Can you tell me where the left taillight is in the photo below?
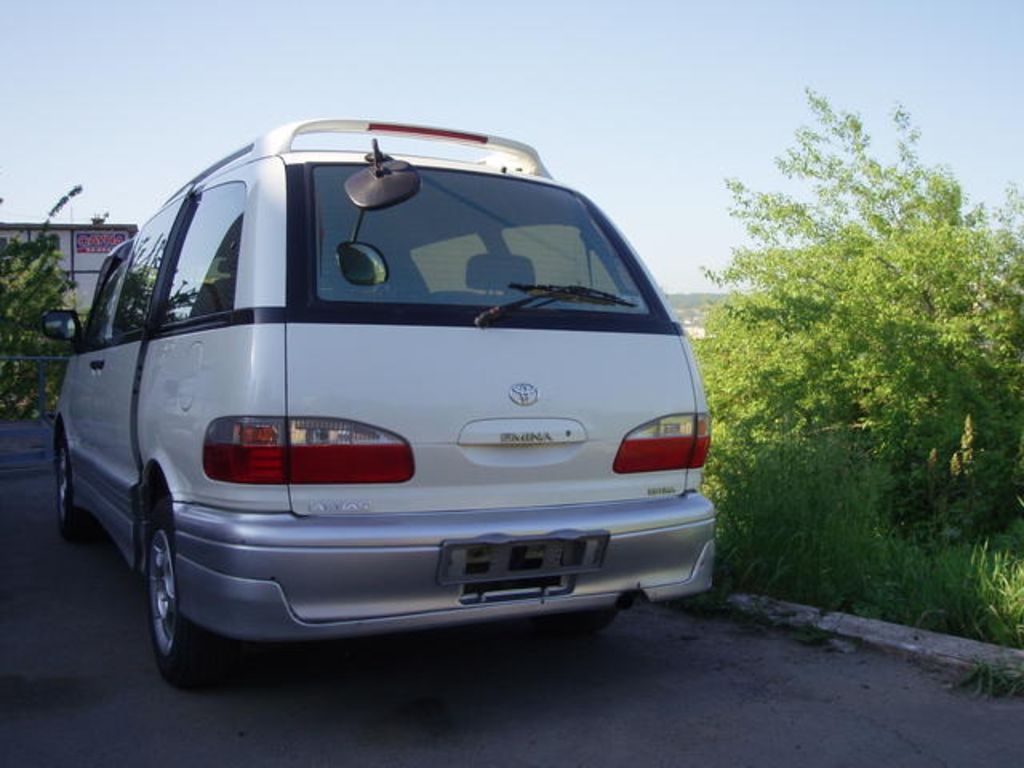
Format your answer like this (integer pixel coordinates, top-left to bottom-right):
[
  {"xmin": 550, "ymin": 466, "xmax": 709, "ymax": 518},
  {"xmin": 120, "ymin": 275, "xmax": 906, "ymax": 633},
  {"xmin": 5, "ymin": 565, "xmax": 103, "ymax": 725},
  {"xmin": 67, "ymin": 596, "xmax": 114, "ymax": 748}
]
[
  {"xmin": 203, "ymin": 417, "xmax": 288, "ymax": 484},
  {"xmin": 288, "ymin": 418, "xmax": 414, "ymax": 484},
  {"xmin": 203, "ymin": 417, "xmax": 414, "ymax": 484},
  {"xmin": 613, "ymin": 413, "xmax": 711, "ymax": 474}
]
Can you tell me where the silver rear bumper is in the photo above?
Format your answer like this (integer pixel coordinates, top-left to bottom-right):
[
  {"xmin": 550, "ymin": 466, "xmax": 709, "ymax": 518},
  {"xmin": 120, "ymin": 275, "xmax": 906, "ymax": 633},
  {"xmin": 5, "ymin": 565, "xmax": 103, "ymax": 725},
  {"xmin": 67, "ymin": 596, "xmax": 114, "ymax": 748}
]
[{"xmin": 173, "ymin": 494, "xmax": 715, "ymax": 641}]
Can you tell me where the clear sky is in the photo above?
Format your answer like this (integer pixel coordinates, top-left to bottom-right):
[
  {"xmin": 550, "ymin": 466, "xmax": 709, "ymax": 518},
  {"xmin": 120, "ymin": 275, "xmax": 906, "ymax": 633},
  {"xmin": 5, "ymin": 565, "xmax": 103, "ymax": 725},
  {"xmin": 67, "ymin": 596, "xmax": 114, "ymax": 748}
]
[{"xmin": 1, "ymin": 0, "xmax": 1021, "ymax": 292}]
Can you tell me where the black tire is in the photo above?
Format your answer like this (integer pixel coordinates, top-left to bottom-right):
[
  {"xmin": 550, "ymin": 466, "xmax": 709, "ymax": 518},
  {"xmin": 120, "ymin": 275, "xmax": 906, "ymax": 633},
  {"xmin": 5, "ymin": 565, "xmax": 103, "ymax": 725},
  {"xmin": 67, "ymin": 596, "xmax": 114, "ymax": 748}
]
[
  {"xmin": 531, "ymin": 608, "xmax": 619, "ymax": 636},
  {"xmin": 146, "ymin": 497, "xmax": 240, "ymax": 688},
  {"xmin": 55, "ymin": 432, "xmax": 99, "ymax": 542}
]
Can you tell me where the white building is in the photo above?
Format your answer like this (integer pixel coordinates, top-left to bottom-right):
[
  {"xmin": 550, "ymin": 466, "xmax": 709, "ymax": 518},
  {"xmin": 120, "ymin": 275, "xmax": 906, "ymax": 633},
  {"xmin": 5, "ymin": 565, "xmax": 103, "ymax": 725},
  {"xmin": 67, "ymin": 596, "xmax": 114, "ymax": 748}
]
[{"xmin": 0, "ymin": 221, "xmax": 137, "ymax": 310}]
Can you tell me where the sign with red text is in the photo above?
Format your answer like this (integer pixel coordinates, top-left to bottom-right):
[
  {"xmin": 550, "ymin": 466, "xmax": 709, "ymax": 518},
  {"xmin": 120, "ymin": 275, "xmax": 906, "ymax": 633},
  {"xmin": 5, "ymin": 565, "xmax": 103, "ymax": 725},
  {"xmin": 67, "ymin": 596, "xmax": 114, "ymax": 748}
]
[{"xmin": 74, "ymin": 230, "xmax": 130, "ymax": 255}]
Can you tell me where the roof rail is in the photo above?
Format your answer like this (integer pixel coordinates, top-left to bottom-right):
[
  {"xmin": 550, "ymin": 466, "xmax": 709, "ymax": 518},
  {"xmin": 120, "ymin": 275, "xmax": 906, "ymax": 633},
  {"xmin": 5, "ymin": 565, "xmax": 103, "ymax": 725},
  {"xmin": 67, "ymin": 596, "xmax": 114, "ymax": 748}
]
[
  {"xmin": 165, "ymin": 143, "xmax": 254, "ymax": 204},
  {"xmin": 252, "ymin": 119, "xmax": 550, "ymax": 178}
]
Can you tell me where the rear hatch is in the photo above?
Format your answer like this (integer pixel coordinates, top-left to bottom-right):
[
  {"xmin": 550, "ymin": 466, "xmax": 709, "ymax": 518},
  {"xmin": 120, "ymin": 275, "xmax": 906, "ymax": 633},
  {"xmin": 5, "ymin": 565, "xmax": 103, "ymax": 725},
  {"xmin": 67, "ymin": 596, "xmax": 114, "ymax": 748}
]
[
  {"xmin": 286, "ymin": 324, "xmax": 696, "ymax": 514},
  {"xmin": 284, "ymin": 160, "xmax": 701, "ymax": 515}
]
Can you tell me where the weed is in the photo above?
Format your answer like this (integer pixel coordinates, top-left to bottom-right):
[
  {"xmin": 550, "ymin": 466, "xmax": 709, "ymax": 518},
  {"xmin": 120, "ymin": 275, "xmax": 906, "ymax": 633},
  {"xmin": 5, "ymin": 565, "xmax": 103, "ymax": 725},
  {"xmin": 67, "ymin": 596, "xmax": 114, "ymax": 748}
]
[
  {"xmin": 791, "ymin": 625, "xmax": 834, "ymax": 646},
  {"xmin": 670, "ymin": 589, "xmax": 733, "ymax": 618},
  {"xmin": 957, "ymin": 661, "xmax": 1024, "ymax": 698}
]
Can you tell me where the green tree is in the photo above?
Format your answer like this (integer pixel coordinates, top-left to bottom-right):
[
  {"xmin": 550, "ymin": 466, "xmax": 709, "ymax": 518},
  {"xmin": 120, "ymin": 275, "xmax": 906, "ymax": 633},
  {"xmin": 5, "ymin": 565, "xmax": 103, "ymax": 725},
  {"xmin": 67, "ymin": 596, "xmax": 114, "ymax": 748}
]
[
  {"xmin": 1, "ymin": 191, "xmax": 79, "ymax": 418},
  {"xmin": 699, "ymin": 91, "xmax": 1024, "ymax": 536}
]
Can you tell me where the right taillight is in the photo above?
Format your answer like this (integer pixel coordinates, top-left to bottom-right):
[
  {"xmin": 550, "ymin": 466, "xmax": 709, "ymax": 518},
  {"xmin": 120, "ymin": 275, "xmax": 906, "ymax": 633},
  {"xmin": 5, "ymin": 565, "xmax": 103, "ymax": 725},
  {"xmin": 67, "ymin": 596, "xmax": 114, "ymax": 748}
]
[
  {"xmin": 203, "ymin": 417, "xmax": 414, "ymax": 484},
  {"xmin": 613, "ymin": 413, "xmax": 711, "ymax": 474}
]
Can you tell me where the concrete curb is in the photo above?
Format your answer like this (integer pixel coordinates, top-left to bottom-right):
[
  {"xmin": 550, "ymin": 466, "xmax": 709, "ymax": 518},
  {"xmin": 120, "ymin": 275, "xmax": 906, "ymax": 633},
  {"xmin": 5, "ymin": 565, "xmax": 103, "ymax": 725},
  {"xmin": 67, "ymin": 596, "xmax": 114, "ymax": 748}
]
[{"xmin": 727, "ymin": 593, "xmax": 1024, "ymax": 672}]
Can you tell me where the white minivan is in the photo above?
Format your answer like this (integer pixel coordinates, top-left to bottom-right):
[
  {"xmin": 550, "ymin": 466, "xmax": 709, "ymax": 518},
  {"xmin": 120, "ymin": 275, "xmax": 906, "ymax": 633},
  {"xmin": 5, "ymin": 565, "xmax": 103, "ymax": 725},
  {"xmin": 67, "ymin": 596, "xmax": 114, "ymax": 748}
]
[{"xmin": 43, "ymin": 120, "xmax": 715, "ymax": 687}]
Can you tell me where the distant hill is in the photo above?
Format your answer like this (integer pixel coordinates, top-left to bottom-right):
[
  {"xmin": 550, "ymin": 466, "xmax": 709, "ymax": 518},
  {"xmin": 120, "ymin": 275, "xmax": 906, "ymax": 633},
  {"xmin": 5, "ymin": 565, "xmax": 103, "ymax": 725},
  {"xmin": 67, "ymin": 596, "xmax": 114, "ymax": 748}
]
[
  {"xmin": 662, "ymin": 293, "xmax": 726, "ymax": 337},
  {"xmin": 663, "ymin": 292, "xmax": 726, "ymax": 312}
]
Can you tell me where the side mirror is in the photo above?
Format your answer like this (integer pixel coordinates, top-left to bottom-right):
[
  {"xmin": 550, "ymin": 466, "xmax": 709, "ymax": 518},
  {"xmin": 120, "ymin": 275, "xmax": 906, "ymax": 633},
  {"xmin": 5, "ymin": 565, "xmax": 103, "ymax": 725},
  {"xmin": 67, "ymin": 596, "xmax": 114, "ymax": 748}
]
[
  {"xmin": 41, "ymin": 310, "xmax": 81, "ymax": 344},
  {"xmin": 337, "ymin": 242, "xmax": 389, "ymax": 286}
]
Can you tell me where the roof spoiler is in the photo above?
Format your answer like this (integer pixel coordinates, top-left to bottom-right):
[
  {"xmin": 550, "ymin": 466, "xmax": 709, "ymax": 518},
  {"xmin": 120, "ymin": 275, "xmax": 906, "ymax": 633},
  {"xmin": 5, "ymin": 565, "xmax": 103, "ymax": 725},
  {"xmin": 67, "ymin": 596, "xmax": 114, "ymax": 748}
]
[
  {"xmin": 168, "ymin": 119, "xmax": 550, "ymax": 203},
  {"xmin": 255, "ymin": 119, "xmax": 549, "ymax": 178}
]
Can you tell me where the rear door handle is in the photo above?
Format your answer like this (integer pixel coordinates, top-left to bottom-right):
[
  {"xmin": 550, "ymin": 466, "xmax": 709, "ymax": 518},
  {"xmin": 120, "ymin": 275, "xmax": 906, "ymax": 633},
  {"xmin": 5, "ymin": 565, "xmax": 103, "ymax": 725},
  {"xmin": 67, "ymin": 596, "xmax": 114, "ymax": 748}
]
[{"xmin": 90, "ymin": 359, "xmax": 105, "ymax": 371}]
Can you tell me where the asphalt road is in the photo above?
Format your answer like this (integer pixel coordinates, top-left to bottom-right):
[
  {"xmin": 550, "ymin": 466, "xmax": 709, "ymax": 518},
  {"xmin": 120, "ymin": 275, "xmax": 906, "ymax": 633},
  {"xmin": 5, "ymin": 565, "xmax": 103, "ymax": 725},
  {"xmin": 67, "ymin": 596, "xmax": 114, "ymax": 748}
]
[{"xmin": 2, "ymin": 465, "xmax": 1021, "ymax": 768}]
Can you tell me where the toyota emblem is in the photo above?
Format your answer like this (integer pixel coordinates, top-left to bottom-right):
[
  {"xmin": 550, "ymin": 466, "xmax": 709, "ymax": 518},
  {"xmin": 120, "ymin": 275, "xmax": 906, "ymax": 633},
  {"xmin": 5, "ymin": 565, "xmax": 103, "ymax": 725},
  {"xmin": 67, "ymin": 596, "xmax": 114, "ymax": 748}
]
[{"xmin": 509, "ymin": 382, "xmax": 539, "ymax": 407}]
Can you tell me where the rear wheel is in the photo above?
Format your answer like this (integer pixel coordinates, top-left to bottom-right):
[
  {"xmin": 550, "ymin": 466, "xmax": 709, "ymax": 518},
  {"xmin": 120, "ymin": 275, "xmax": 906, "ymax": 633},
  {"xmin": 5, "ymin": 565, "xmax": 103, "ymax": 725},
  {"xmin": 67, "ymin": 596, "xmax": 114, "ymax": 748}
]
[
  {"xmin": 147, "ymin": 497, "xmax": 240, "ymax": 688},
  {"xmin": 55, "ymin": 433, "xmax": 98, "ymax": 541},
  {"xmin": 531, "ymin": 608, "xmax": 619, "ymax": 636}
]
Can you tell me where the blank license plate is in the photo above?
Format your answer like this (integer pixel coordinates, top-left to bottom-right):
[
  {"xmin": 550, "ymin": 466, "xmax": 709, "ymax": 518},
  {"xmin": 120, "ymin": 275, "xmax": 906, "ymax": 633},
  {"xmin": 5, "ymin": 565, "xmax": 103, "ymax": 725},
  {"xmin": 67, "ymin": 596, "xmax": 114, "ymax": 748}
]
[{"xmin": 437, "ymin": 532, "xmax": 609, "ymax": 586}]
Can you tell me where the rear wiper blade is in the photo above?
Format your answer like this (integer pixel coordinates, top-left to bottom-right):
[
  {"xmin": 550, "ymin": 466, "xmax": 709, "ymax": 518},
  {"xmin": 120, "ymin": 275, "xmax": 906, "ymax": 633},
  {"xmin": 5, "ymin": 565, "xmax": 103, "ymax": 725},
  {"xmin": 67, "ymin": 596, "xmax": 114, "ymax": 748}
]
[
  {"xmin": 474, "ymin": 283, "xmax": 636, "ymax": 328},
  {"xmin": 510, "ymin": 283, "xmax": 636, "ymax": 306}
]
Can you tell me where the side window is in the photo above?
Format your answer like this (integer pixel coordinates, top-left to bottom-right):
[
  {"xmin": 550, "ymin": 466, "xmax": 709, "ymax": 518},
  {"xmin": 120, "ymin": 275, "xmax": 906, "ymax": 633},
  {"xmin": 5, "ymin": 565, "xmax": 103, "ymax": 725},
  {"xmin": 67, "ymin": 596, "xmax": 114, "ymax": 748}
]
[
  {"xmin": 164, "ymin": 183, "xmax": 245, "ymax": 324},
  {"xmin": 83, "ymin": 261, "xmax": 128, "ymax": 348},
  {"xmin": 114, "ymin": 204, "xmax": 180, "ymax": 334}
]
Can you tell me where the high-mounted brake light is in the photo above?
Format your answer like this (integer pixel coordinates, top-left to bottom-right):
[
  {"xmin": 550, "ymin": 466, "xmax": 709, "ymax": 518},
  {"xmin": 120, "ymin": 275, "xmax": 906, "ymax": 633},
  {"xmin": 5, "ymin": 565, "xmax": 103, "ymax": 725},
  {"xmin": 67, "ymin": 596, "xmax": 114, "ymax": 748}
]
[
  {"xmin": 203, "ymin": 417, "xmax": 414, "ymax": 484},
  {"xmin": 366, "ymin": 122, "xmax": 488, "ymax": 144},
  {"xmin": 613, "ymin": 414, "xmax": 711, "ymax": 474}
]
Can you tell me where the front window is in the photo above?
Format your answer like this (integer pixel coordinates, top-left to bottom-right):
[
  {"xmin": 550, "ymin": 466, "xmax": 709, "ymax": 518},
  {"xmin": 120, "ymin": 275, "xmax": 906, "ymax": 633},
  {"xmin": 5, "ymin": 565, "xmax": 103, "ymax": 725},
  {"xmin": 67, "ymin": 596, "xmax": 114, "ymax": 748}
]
[
  {"xmin": 309, "ymin": 166, "xmax": 655, "ymax": 325},
  {"xmin": 114, "ymin": 203, "xmax": 180, "ymax": 334}
]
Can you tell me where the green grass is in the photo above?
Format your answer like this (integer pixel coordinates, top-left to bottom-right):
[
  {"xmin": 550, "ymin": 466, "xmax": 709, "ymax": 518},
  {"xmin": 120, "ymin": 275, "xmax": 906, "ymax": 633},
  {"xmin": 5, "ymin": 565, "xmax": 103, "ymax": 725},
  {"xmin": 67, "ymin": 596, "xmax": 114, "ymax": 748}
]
[
  {"xmin": 958, "ymin": 661, "xmax": 1024, "ymax": 698},
  {"xmin": 707, "ymin": 434, "xmax": 1024, "ymax": 650}
]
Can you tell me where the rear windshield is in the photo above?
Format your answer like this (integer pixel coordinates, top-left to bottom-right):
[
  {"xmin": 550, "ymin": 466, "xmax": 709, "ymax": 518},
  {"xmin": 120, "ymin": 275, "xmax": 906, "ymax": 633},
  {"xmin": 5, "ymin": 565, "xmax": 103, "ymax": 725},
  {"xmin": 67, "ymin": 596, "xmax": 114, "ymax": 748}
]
[{"xmin": 308, "ymin": 166, "xmax": 658, "ymax": 327}]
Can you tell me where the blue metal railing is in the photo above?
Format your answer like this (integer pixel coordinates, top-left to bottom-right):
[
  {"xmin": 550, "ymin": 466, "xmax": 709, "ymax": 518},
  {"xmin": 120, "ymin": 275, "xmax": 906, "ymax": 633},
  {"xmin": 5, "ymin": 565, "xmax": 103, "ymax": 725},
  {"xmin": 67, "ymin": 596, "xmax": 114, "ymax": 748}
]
[{"xmin": 0, "ymin": 355, "xmax": 69, "ymax": 466}]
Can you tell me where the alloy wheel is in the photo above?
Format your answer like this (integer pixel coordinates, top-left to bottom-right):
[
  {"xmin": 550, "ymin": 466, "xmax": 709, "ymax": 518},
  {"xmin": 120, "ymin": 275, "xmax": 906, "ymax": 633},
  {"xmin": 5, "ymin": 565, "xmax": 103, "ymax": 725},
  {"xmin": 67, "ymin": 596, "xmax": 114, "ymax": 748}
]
[{"xmin": 149, "ymin": 530, "xmax": 177, "ymax": 655}]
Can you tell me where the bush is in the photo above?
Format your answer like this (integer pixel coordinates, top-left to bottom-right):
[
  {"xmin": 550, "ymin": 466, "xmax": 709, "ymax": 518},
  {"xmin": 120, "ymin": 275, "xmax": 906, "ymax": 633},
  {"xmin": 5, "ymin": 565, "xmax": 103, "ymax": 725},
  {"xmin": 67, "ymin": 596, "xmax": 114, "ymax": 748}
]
[{"xmin": 699, "ymin": 92, "xmax": 1024, "ymax": 538}]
